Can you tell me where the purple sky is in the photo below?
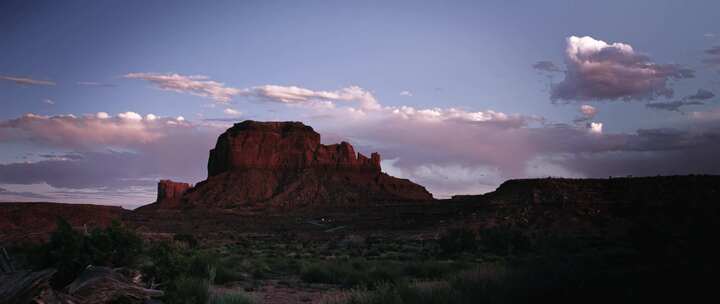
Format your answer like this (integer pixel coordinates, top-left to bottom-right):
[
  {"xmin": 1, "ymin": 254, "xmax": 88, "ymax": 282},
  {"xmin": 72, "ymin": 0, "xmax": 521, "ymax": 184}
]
[{"xmin": 1, "ymin": 1, "xmax": 720, "ymax": 208}]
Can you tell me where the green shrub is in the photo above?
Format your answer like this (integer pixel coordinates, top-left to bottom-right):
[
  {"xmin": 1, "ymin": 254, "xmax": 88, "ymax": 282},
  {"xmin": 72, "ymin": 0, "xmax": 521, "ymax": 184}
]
[{"xmin": 32, "ymin": 218, "xmax": 143, "ymax": 287}]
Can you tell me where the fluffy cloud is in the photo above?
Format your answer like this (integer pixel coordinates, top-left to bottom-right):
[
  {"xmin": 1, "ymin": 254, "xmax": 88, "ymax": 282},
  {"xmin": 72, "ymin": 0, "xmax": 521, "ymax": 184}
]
[
  {"xmin": 124, "ymin": 73, "xmax": 241, "ymax": 102},
  {"xmin": 0, "ymin": 113, "xmax": 222, "ymax": 206},
  {"xmin": 551, "ymin": 36, "xmax": 694, "ymax": 101},
  {"xmin": 0, "ymin": 112, "xmax": 200, "ymax": 150},
  {"xmin": 573, "ymin": 104, "xmax": 598, "ymax": 123},
  {"xmin": 0, "ymin": 75, "xmax": 56, "ymax": 86},
  {"xmin": 400, "ymin": 90, "xmax": 413, "ymax": 97}
]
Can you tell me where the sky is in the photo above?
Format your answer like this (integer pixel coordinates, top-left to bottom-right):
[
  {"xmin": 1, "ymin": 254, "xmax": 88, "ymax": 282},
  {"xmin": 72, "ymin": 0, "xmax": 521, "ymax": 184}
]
[{"xmin": 1, "ymin": 0, "xmax": 720, "ymax": 208}]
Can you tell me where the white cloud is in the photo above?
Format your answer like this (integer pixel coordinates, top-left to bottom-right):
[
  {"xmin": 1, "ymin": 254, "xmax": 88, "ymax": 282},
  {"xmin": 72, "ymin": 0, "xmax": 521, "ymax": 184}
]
[
  {"xmin": 118, "ymin": 111, "xmax": 143, "ymax": 121},
  {"xmin": 574, "ymin": 104, "xmax": 598, "ymax": 123},
  {"xmin": 400, "ymin": 90, "xmax": 413, "ymax": 97},
  {"xmin": 247, "ymin": 85, "xmax": 381, "ymax": 111},
  {"xmin": 43, "ymin": 98, "xmax": 55, "ymax": 105},
  {"xmin": 224, "ymin": 108, "xmax": 242, "ymax": 116},
  {"xmin": 124, "ymin": 73, "xmax": 241, "ymax": 103}
]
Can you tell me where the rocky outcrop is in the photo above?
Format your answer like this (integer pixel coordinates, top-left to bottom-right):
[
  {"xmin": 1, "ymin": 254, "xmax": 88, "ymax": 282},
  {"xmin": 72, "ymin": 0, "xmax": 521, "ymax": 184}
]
[
  {"xmin": 207, "ymin": 121, "xmax": 380, "ymax": 175},
  {"xmin": 153, "ymin": 120, "xmax": 432, "ymax": 209},
  {"xmin": 155, "ymin": 180, "xmax": 191, "ymax": 209}
]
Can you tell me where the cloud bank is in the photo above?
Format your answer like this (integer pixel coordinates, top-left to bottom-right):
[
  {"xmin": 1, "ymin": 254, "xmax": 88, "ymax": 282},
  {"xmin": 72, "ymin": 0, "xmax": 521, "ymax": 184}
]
[{"xmin": 3, "ymin": 80, "xmax": 720, "ymax": 204}]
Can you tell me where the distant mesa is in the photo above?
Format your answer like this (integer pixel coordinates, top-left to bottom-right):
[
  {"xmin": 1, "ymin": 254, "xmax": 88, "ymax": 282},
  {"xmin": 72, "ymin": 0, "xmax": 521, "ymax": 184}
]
[{"xmin": 147, "ymin": 120, "xmax": 432, "ymax": 210}]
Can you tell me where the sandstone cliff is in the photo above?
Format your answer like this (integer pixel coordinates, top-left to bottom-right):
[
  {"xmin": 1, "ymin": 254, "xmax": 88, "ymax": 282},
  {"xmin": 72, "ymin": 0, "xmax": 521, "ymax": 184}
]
[{"xmin": 150, "ymin": 121, "xmax": 432, "ymax": 209}]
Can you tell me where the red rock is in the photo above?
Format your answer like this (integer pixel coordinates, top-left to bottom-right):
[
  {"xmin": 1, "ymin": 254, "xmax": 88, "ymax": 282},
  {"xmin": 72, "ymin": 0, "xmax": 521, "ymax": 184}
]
[
  {"xmin": 0, "ymin": 203, "xmax": 126, "ymax": 244},
  {"xmin": 177, "ymin": 120, "xmax": 433, "ymax": 208},
  {"xmin": 207, "ymin": 121, "xmax": 380, "ymax": 175},
  {"xmin": 155, "ymin": 180, "xmax": 191, "ymax": 208}
]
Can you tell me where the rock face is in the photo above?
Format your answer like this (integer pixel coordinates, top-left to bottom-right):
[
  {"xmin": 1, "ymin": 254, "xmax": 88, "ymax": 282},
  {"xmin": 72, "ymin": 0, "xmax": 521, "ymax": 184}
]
[
  {"xmin": 156, "ymin": 120, "xmax": 432, "ymax": 208},
  {"xmin": 156, "ymin": 180, "xmax": 191, "ymax": 208},
  {"xmin": 207, "ymin": 121, "xmax": 380, "ymax": 175}
]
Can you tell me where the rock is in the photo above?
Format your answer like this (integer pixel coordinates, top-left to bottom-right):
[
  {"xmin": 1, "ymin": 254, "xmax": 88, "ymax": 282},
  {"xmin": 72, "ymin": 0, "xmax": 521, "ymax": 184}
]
[
  {"xmin": 65, "ymin": 266, "xmax": 163, "ymax": 304},
  {"xmin": 156, "ymin": 180, "xmax": 192, "ymax": 208},
  {"xmin": 173, "ymin": 120, "xmax": 433, "ymax": 208},
  {"xmin": 0, "ymin": 269, "xmax": 70, "ymax": 304},
  {"xmin": 0, "ymin": 203, "xmax": 127, "ymax": 244},
  {"xmin": 207, "ymin": 121, "xmax": 380, "ymax": 175}
]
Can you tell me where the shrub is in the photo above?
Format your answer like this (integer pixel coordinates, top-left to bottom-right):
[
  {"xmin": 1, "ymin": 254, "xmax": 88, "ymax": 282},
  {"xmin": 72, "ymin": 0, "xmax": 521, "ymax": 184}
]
[
  {"xmin": 174, "ymin": 233, "xmax": 200, "ymax": 248},
  {"xmin": 32, "ymin": 218, "xmax": 143, "ymax": 287},
  {"xmin": 437, "ymin": 227, "xmax": 477, "ymax": 255},
  {"xmin": 209, "ymin": 292, "xmax": 254, "ymax": 304},
  {"xmin": 478, "ymin": 226, "xmax": 530, "ymax": 256},
  {"xmin": 166, "ymin": 277, "xmax": 210, "ymax": 304}
]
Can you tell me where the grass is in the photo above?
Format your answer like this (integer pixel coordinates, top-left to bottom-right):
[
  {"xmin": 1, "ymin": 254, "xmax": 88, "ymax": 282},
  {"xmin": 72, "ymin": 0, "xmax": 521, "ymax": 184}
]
[{"xmin": 209, "ymin": 292, "xmax": 254, "ymax": 304}]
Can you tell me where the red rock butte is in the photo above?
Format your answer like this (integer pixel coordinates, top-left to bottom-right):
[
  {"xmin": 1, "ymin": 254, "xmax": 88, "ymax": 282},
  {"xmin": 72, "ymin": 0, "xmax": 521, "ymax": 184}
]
[{"xmin": 149, "ymin": 120, "xmax": 433, "ymax": 209}]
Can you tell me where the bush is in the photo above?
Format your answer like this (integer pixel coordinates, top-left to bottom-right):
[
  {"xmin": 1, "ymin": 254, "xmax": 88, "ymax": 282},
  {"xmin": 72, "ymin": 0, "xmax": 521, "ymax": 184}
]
[
  {"xmin": 32, "ymin": 218, "xmax": 142, "ymax": 287},
  {"xmin": 166, "ymin": 277, "xmax": 210, "ymax": 304},
  {"xmin": 438, "ymin": 228, "xmax": 477, "ymax": 255},
  {"xmin": 174, "ymin": 233, "xmax": 200, "ymax": 248},
  {"xmin": 478, "ymin": 226, "xmax": 530, "ymax": 256}
]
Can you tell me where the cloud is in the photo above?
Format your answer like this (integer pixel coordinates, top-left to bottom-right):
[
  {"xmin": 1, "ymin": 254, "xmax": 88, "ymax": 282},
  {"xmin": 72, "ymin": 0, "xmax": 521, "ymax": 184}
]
[
  {"xmin": 0, "ymin": 186, "xmax": 53, "ymax": 200},
  {"xmin": 4, "ymin": 82, "xmax": 720, "ymax": 204},
  {"xmin": 400, "ymin": 90, "xmax": 413, "ymax": 97},
  {"xmin": 224, "ymin": 108, "xmax": 242, "ymax": 116},
  {"xmin": 0, "ymin": 113, "xmax": 222, "ymax": 206},
  {"xmin": 550, "ymin": 36, "xmax": 694, "ymax": 101},
  {"xmin": 532, "ymin": 61, "xmax": 562, "ymax": 73},
  {"xmin": 76, "ymin": 81, "xmax": 116, "ymax": 88},
  {"xmin": 645, "ymin": 89, "xmax": 715, "ymax": 112},
  {"xmin": 0, "ymin": 112, "xmax": 197, "ymax": 150},
  {"xmin": 646, "ymin": 100, "xmax": 704, "ymax": 112},
  {"xmin": 43, "ymin": 98, "xmax": 55, "ymax": 105},
  {"xmin": 703, "ymin": 46, "xmax": 720, "ymax": 69},
  {"xmin": 687, "ymin": 88, "xmax": 715, "ymax": 100},
  {"xmin": 0, "ymin": 75, "xmax": 56, "ymax": 86},
  {"xmin": 573, "ymin": 104, "xmax": 598, "ymax": 123},
  {"xmin": 246, "ymin": 85, "xmax": 381, "ymax": 111},
  {"xmin": 124, "ymin": 73, "xmax": 241, "ymax": 102},
  {"xmin": 126, "ymin": 72, "xmax": 382, "ymax": 111},
  {"xmin": 588, "ymin": 122, "xmax": 603, "ymax": 134}
]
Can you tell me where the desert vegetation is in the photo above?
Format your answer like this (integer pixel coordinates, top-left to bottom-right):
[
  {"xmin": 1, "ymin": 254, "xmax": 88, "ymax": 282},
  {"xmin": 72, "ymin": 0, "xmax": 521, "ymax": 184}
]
[{"xmin": 6, "ymin": 208, "xmax": 718, "ymax": 303}]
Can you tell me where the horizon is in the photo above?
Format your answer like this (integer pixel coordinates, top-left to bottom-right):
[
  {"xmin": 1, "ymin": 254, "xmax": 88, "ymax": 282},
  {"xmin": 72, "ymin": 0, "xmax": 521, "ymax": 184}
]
[{"xmin": 2, "ymin": 0, "xmax": 720, "ymax": 208}]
